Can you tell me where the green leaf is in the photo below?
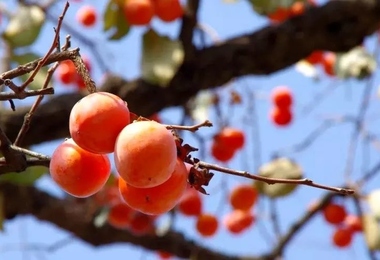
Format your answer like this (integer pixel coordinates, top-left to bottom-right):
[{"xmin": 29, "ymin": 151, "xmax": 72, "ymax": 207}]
[
  {"xmin": 254, "ymin": 157, "xmax": 303, "ymax": 198},
  {"xmin": 368, "ymin": 189, "xmax": 380, "ymax": 220},
  {"xmin": 11, "ymin": 52, "xmax": 51, "ymax": 90},
  {"xmin": 363, "ymin": 214, "xmax": 380, "ymax": 251},
  {"xmin": 247, "ymin": 0, "xmax": 305, "ymax": 15},
  {"xmin": 3, "ymin": 4, "xmax": 45, "ymax": 48},
  {"xmin": 103, "ymin": 1, "xmax": 130, "ymax": 40},
  {"xmin": 336, "ymin": 46, "xmax": 377, "ymax": 80},
  {"xmin": 141, "ymin": 29, "xmax": 184, "ymax": 87},
  {"xmin": 0, "ymin": 166, "xmax": 48, "ymax": 186}
]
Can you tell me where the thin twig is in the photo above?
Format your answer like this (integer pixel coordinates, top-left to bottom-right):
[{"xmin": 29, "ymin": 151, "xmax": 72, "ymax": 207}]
[
  {"xmin": 195, "ymin": 160, "xmax": 354, "ymax": 195},
  {"xmin": 0, "ymin": 87, "xmax": 54, "ymax": 101},
  {"xmin": 14, "ymin": 2, "xmax": 69, "ymax": 146},
  {"xmin": 19, "ymin": 2, "xmax": 70, "ymax": 92},
  {"xmin": 165, "ymin": 120, "xmax": 213, "ymax": 132},
  {"xmin": 10, "ymin": 145, "xmax": 51, "ymax": 161}
]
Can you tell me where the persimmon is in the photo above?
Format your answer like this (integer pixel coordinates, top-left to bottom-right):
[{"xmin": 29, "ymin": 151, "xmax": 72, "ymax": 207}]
[
  {"xmin": 344, "ymin": 215, "xmax": 363, "ymax": 233},
  {"xmin": 76, "ymin": 5, "xmax": 97, "ymax": 27},
  {"xmin": 215, "ymin": 127, "xmax": 245, "ymax": 150},
  {"xmin": 153, "ymin": 0, "xmax": 184, "ymax": 23},
  {"xmin": 211, "ymin": 140, "xmax": 235, "ymax": 162},
  {"xmin": 129, "ymin": 212, "xmax": 155, "ymax": 235},
  {"xmin": 178, "ymin": 188, "xmax": 202, "ymax": 216},
  {"xmin": 158, "ymin": 251, "xmax": 172, "ymax": 259},
  {"xmin": 196, "ymin": 214, "xmax": 218, "ymax": 237},
  {"xmin": 114, "ymin": 120, "xmax": 177, "ymax": 188},
  {"xmin": 223, "ymin": 210, "xmax": 255, "ymax": 234},
  {"xmin": 270, "ymin": 107, "xmax": 292, "ymax": 126},
  {"xmin": 69, "ymin": 92, "xmax": 131, "ymax": 154},
  {"xmin": 229, "ymin": 184, "xmax": 258, "ymax": 211},
  {"xmin": 118, "ymin": 159, "xmax": 188, "ymax": 215},
  {"xmin": 49, "ymin": 138, "xmax": 111, "ymax": 198},
  {"xmin": 271, "ymin": 86, "xmax": 293, "ymax": 108},
  {"xmin": 268, "ymin": 7, "xmax": 290, "ymax": 23},
  {"xmin": 305, "ymin": 51, "xmax": 324, "ymax": 65},
  {"xmin": 322, "ymin": 52, "xmax": 336, "ymax": 76},
  {"xmin": 107, "ymin": 203, "xmax": 135, "ymax": 229},
  {"xmin": 93, "ymin": 185, "xmax": 122, "ymax": 207},
  {"xmin": 323, "ymin": 203, "xmax": 347, "ymax": 225},
  {"xmin": 332, "ymin": 228, "xmax": 353, "ymax": 248},
  {"xmin": 124, "ymin": 0, "xmax": 154, "ymax": 26},
  {"xmin": 289, "ymin": 2, "xmax": 305, "ymax": 17},
  {"xmin": 57, "ymin": 60, "xmax": 77, "ymax": 85}
]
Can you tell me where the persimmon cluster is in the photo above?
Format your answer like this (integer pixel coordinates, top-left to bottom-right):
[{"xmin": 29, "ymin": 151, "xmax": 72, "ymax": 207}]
[
  {"xmin": 270, "ymin": 86, "xmax": 293, "ymax": 126},
  {"xmin": 124, "ymin": 0, "xmax": 183, "ymax": 26},
  {"xmin": 211, "ymin": 127, "xmax": 245, "ymax": 163},
  {"xmin": 49, "ymin": 91, "xmax": 190, "ymax": 216},
  {"xmin": 176, "ymin": 183, "xmax": 259, "ymax": 238},
  {"xmin": 312, "ymin": 201, "xmax": 363, "ymax": 248}
]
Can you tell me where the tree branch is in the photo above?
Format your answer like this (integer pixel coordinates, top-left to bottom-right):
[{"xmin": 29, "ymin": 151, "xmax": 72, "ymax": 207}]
[
  {"xmin": 0, "ymin": 183, "xmax": 260, "ymax": 260},
  {"xmin": 1, "ymin": 0, "xmax": 380, "ymax": 147}
]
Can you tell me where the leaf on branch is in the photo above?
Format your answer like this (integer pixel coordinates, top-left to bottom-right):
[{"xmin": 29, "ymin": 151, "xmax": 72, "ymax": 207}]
[
  {"xmin": 336, "ymin": 46, "xmax": 377, "ymax": 80},
  {"xmin": 188, "ymin": 90, "xmax": 215, "ymax": 124},
  {"xmin": 367, "ymin": 189, "xmax": 380, "ymax": 220},
  {"xmin": 0, "ymin": 166, "xmax": 47, "ymax": 186},
  {"xmin": 248, "ymin": 0, "xmax": 302, "ymax": 15},
  {"xmin": 141, "ymin": 29, "xmax": 184, "ymax": 87},
  {"xmin": 254, "ymin": 157, "xmax": 303, "ymax": 198},
  {"xmin": 103, "ymin": 1, "xmax": 130, "ymax": 40},
  {"xmin": 3, "ymin": 4, "xmax": 45, "ymax": 48},
  {"xmin": 295, "ymin": 60, "xmax": 319, "ymax": 81},
  {"xmin": 11, "ymin": 52, "xmax": 52, "ymax": 90},
  {"xmin": 93, "ymin": 207, "xmax": 110, "ymax": 228},
  {"xmin": 363, "ymin": 214, "xmax": 380, "ymax": 251}
]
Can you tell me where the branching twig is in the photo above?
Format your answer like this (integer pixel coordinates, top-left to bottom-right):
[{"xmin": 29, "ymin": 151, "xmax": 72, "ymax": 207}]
[
  {"xmin": 0, "ymin": 87, "xmax": 54, "ymax": 101},
  {"xmin": 194, "ymin": 160, "xmax": 354, "ymax": 195},
  {"xmin": 165, "ymin": 120, "xmax": 213, "ymax": 132},
  {"xmin": 18, "ymin": 2, "xmax": 70, "ymax": 92}
]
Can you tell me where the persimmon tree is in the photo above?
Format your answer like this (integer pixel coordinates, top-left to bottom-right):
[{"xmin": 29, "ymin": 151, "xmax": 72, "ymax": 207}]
[{"xmin": 0, "ymin": 0, "xmax": 380, "ymax": 259}]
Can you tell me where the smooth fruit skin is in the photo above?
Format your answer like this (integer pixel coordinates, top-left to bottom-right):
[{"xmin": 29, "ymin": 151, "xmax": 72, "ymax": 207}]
[
  {"xmin": 271, "ymin": 86, "xmax": 293, "ymax": 109},
  {"xmin": 229, "ymin": 184, "xmax": 258, "ymax": 211},
  {"xmin": 196, "ymin": 214, "xmax": 218, "ymax": 237},
  {"xmin": 344, "ymin": 215, "xmax": 363, "ymax": 233},
  {"xmin": 107, "ymin": 203, "xmax": 135, "ymax": 229},
  {"xmin": 124, "ymin": 0, "xmax": 154, "ymax": 26},
  {"xmin": 223, "ymin": 210, "xmax": 255, "ymax": 234},
  {"xmin": 215, "ymin": 127, "xmax": 245, "ymax": 150},
  {"xmin": 323, "ymin": 203, "xmax": 347, "ymax": 225},
  {"xmin": 69, "ymin": 92, "xmax": 131, "ymax": 154},
  {"xmin": 270, "ymin": 107, "xmax": 293, "ymax": 126},
  {"xmin": 118, "ymin": 159, "xmax": 188, "ymax": 215},
  {"xmin": 211, "ymin": 140, "xmax": 235, "ymax": 162},
  {"xmin": 76, "ymin": 5, "xmax": 97, "ymax": 27},
  {"xmin": 153, "ymin": 0, "xmax": 184, "ymax": 22},
  {"xmin": 49, "ymin": 138, "xmax": 111, "ymax": 198},
  {"xmin": 178, "ymin": 188, "xmax": 202, "ymax": 216},
  {"xmin": 57, "ymin": 60, "xmax": 77, "ymax": 85},
  {"xmin": 322, "ymin": 52, "xmax": 336, "ymax": 76},
  {"xmin": 332, "ymin": 228, "xmax": 353, "ymax": 248},
  {"xmin": 114, "ymin": 120, "xmax": 177, "ymax": 188}
]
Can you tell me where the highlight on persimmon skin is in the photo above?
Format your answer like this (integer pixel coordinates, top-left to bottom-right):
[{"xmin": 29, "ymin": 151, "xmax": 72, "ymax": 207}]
[
  {"xmin": 223, "ymin": 210, "xmax": 255, "ymax": 234},
  {"xmin": 49, "ymin": 138, "xmax": 111, "ymax": 198},
  {"xmin": 114, "ymin": 120, "xmax": 177, "ymax": 188},
  {"xmin": 118, "ymin": 158, "xmax": 188, "ymax": 215},
  {"xmin": 69, "ymin": 92, "xmax": 131, "ymax": 154}
]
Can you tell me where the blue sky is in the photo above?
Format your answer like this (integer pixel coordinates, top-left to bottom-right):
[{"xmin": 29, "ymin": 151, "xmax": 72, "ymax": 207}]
[{"xmin": 1, "ymin": 0, "xmax": 380, "ymax": 259}]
